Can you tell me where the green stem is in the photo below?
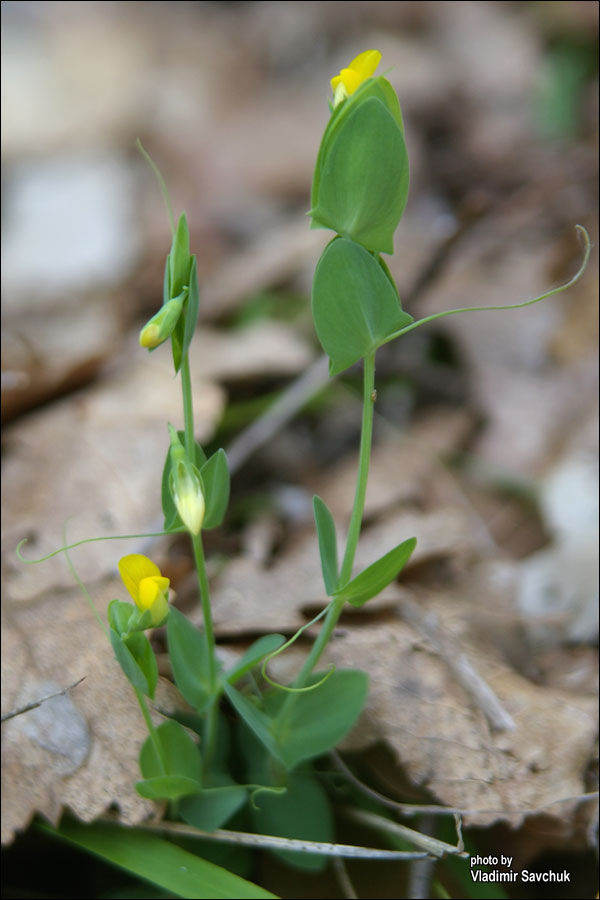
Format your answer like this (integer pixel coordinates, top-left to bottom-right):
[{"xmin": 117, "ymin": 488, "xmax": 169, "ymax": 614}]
[
  {"xmin": 283, "ymin": 351, "xmax": 377, "ymax": 698},
  {"xmin": 288, "ymin": 596, "xmax": 346, "ymax": 692},
  {"xmin": 191, "ymin": 534, "xmax": 216, "ymax": 687},
  {"xmin": 191, "ymin": 532, "xmax": 218, "ymax": 768},
  {"xmin": 339, "ymin": 351, "xmax": 376, "ymax": 584},
  {"xmin": 180, "ymin": 345, "xmax": 218, "ymax": 770},
  {"xmin": 134, "ymin": 687, "xmax": 167, "ymax": 774},
  {"xmin": 180, "ymin": 354, "xmax": 195, "ymax": 460}
]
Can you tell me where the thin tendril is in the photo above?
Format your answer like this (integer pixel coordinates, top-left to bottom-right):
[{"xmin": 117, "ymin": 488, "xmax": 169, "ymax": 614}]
[
  {"xmin": 62, "ymin": 524, "xmax": 109, "ymax": 638},
  {"xmin": 16, "ymin": 530, "xmax": 184, "ymax": 565},
  {"xmin": 383, "ymin": 224, "xmax": 591, "ymax": 346},
  {"xmin": 137, "ymin": 138, "xmax": 176, "ymax": 237},
  {"xmin": 248, "ymin": 785, "xmax": 287, "ymax": 809},
  {"xmin": 259, "ymin": 604, "xmax": 336, "ymax": 692},
  {"xmin": 262, "ymin": 662, "xmax": 335, "ymax": 693}
]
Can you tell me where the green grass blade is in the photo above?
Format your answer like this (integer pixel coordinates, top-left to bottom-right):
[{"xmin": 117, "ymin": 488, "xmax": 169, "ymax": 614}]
[{"xmin": 39, "ymin": 819, "xmax": 279, "ymax": 899}]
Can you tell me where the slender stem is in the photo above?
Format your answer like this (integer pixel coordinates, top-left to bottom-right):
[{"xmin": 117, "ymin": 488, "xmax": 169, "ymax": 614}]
[
  {"xmin": 134, "ymin": 687, "xmax": 167, "ymax": 774},
  {"xmin": 282, "ymin": 352, "xmax": 377, "ymax": 701},
  {"xmin": 340, "ymin": 351, "xmax": 376, "ymax": 584},
  {"xmin": 180, "ymin": 343, "xmax": 218, "ymax": 769},
  {"xmin": 191, "ymin": 533, "xmax": 218, "ymax": 768},
  {"xmin": 289, "ymin": 596, "xmax": 345, "ymax": 692},
  {"xmin": 180, "ymin": 354, "xmax": 195, "ymax": 460},
  {"xmin": 191, "ymin": 534, "xmax": 216, "ymax": 687}
]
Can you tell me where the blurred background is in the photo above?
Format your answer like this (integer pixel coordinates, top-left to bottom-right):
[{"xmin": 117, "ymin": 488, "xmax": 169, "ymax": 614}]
[
  {"xmin": 2, "ymin": 0, "xmax": 598, "ymax": 425},
  {"xmin": 2, "ymin": 0, "xmax": 598, "ymax": 630},
  {"xmin": 1, "ymin": 1, "xmax": 598, "ymax": 896}
]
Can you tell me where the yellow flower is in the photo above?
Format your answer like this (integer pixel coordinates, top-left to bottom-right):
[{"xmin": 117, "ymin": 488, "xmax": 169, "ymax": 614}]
[
  {"xmin": 118, "ymin": 554, "xmax": 170, "ymax": 626},
  {"xmin": 330, "ymin": 49, "xmax": 382, "ymax": 106}
]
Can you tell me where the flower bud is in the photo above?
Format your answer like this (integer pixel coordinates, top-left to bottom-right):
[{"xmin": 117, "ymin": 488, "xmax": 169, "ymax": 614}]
[
  {"xmin": 139, "ymin": 294, "xmax": 184, "ymax": 350},
  {"xmin": 168, "ymin": 425, "xmax": 205, "ymax": 535}
]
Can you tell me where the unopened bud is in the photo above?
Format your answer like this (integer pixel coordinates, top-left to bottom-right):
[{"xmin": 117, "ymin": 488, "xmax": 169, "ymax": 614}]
[
  {"xmin": 168, "ymin": 425, "xmax": 205, "ymax": 535},
  {"xmin": 139, "ymin": 294, "xmax": 184, "ymax": 350}
]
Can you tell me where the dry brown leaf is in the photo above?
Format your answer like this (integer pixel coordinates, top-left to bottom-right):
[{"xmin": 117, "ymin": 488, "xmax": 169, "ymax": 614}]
[
  {"xmin": 204, "ymin": 539, "xmax": 318, "ymax": 638},
  {"xmin": 1, "ymin": 316, "xmax": 309, "ymax": 845},
  {"xmin": 1, "ymin": 578, "xmax": 181, "ymax": 846},
  {"xmin": 2, "ymin": 349, "xmax": 223, "ymax": 604},
  {"xmin": 418, "ymin": 214, "xmax": 598, "ymax": 474},
  {"xmin": 206, "ymin": 493, "xmax": 481, "ymax": 637},
  {"xmin": 324, "ymin": 569, "xmax": 597, "ymax": 829},
  {"xmin": 205, "ymin": 407, "xmax": 480, "ymax": 636},
  {"xmin": 1, "ymin": 291, "xmax": 126, "ymax": 422},
  {"xmin": 1, "ymin": 348, "xmax": 222, "ymax": 844}
]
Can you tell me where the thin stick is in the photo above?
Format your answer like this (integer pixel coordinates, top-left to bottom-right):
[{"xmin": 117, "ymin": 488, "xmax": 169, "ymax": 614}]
[
  {"xmin": 99, "ymin": 816, "xmax": 430, "ymax": 860},
  {"xmin": 342, "ymin": 807, "xmax": 467, "ymax": 859},
  {"xmin": 333, "ymin": 857, "xmax": 359, "ymax": 899},
  {"xmin": 331, "ymin": 752, "xmax": 598, "ymax": 817},
  {"xmin": 226, "ymin": 354, "xmax": 330, "ymax": 473},
  {"xmin": 407, "ymin": 814, "xmax": 437, "ymax": 899},
  {"xmin": 1, "ymin": 677, "xmax": 86, "ymax": 723}
]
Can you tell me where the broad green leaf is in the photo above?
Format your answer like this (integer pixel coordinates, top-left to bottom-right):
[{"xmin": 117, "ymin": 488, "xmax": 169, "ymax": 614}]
[
  {"xmin": 180, "ymin": 785, "xmax": 248, "ymax": 831},
  {"xmin": 250, "ymin": 772, "xmax": 333, "ymax": 872},
  {"xmin": 238, "ymin": 725, "xmax": 332, "ymax": 870},
  {"xmin": 313, "ymin": 495, "xmax": 339, "ymax": 595},
  {"xmin": 180, "ymin": 255, "xmax": 199, "ymax": 365},
  {"xmin": 312, "ymin": 238, "xmax": 413, "ymax": 375},
  {"xmin": 200, "ymin": 449, "xmax": 230, "ymax": 530},
  {"xmin": 163, "ymin": 710, "xmax": 249, "ymax": 827},
  {"xmin": 334, "ymin": 537, "xmax": 416, "ymax": 607},
  {"xmin": 368, "ymin": 77, "xmax": 405, "ymax": 133},
  {"xmin": 135, "ymin": 774, "xmax": 202, "ymax": 801},
  {"xmin": 41, "ymin": 819, "xmax": 278, "ymax": 899},
  {"xmin": 274, "ymin": 669, "xmax": 368, "ymax": 770},
  {"xmin": 139, "ymin": 720, "xmax": 202, "ymax": 786},
  {"xmin": 310, "ymin": 97, "xmax": 408, "ymax": 254},
  {"xmin": 110, "ymin": 629, "xmax": 157, "ymax": 698},
  {"xmin": 167, "ymin": 607, "xmax": 213, "ymax": 712},
  {"xmin": 223, "ymin": 683, "xmax": 283, "ymax": 765},
  {"xmin": 225, "ymin": 634, "xmax": 286, "ymax": 685},
  {"xmin": 161, "ymin": 431, "xmax": 207, "ymax": 532},
  {"xmin": 311, "ymin": 76, "xmax": 405, "ymax": 218}
]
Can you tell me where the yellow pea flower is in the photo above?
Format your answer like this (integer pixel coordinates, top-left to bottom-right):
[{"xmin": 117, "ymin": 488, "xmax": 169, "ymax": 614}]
[
  {"xmin": 118, "ymin": 554, "xmax": 170, "ymax": 626},
  {"xmin": 330, "ymin": 49, "xmax": 382, "ymax": 106}
]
